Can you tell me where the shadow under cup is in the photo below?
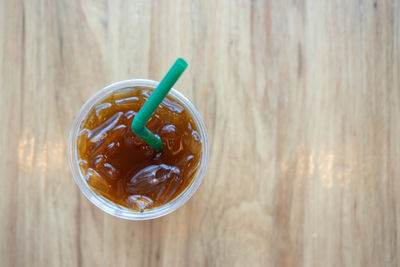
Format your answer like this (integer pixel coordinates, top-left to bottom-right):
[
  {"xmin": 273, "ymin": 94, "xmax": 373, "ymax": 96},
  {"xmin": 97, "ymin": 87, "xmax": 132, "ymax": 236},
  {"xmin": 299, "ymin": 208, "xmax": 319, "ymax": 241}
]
[{"xmin": 68, "ymin": 79, "xmax": 209, "ymax": 220}]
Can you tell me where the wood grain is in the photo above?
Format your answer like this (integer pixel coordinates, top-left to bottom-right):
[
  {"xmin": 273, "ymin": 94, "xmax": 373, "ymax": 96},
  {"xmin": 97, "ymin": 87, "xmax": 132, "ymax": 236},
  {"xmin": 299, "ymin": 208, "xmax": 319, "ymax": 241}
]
[{"xmin": 1, "ymin": 0, "xmax": 399, "ymax": 266}]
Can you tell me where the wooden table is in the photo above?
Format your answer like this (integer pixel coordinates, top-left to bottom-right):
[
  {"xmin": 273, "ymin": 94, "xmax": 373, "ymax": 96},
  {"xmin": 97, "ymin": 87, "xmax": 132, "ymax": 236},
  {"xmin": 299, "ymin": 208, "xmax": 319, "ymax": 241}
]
[{"xmin": 1, "ymin": 1, "xmax": 399, "ymax": 266}]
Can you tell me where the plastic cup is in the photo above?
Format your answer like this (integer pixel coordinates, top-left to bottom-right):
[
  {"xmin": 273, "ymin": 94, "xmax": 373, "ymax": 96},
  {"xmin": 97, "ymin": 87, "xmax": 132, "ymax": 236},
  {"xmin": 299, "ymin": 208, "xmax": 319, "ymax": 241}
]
[{"xmin": 68, "ymin": 79, "xmax": 209, "ymax": 220}]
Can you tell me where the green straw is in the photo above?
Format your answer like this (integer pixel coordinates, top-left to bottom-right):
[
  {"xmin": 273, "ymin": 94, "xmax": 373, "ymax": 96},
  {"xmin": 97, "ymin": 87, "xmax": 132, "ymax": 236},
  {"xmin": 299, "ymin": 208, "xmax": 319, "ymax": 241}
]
[{"xmin": 131, "ymin": 58, "xmax": 188, "ymax": 150}]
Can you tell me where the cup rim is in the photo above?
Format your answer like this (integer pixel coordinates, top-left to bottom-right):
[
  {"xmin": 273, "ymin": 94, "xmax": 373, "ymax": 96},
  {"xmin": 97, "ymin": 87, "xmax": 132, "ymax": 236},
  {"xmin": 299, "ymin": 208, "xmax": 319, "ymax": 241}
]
[{"xmin": 68, "ymin": 79, "xmax": 209, "ymax": 220}]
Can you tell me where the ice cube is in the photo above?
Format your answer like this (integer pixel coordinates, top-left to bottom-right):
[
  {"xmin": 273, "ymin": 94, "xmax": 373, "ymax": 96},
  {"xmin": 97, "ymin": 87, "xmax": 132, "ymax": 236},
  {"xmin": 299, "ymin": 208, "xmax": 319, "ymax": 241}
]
[
  {"xmin": 124, "ymin": 110, "xmax": 137, "ymax": 120},
  {"xmin": 126, "ymin": 195, "xmax": 154, "ymax": 212},
  {"xmin": 88, "ymin": 112, "xmax": 124, "ymax": 143},
  {"xmin": 95, "ymin": 102, "xmax": 113, "ymax": 117},
  {"xmin": 160, "ymin": 124, "xmax": 184, "ymax": 155},
  {"xmin": 92, "ymin": 154, "xmax": 104, "ymax": 167},
  {"xmin": 127, "ymin": 164, "xmax": 181, "ymax": 194},
  {"xmin": 98, "ymin": 163, "xmax": 118, "ymax": 180},
  {"xmin": 146, "ymin": 115, "xmax": 163, "ymax": 132},
  {"xmin": 160, "ymin": 97, "xmax": 184, "ymax": 113},
  {"xmin": 161, "ymin": 124, "xmax": 177, "ymax": 134},
  {"xmin": 86, "ymin": 168, "xmax": 112, "ymax": 195},
  {"xmin": 192, "ymin": 130, "xmax": 200, "ymax": 142},
  {"xmin": 78, "ymin": 159, "xmax": 88, "ymax": 169},
  {"xmin": 88, "ymin": 114, "xmax": 127, "ymax": 157},
  {"xmin": 154, "ymin": 175, "xmax": 183, "ymax": 203},
  {"xmin": 115, "ymin": 97, "xmax": 140, "ymax": 109}
]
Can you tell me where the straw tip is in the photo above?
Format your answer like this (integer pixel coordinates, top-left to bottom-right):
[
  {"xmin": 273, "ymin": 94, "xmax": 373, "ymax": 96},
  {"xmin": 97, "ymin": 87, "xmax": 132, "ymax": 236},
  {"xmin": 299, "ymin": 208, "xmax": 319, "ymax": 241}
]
[{"xmin": 176, "ymin": 58, "xmax": 188, "ymax": 69}]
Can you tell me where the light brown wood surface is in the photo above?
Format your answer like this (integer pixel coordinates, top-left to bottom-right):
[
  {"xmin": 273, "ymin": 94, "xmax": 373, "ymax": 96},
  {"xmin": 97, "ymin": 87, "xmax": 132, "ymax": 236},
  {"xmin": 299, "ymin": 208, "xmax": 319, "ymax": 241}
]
[{"xmin": 1, "ymin": 0, "xmax": 399, "ymax": 266}]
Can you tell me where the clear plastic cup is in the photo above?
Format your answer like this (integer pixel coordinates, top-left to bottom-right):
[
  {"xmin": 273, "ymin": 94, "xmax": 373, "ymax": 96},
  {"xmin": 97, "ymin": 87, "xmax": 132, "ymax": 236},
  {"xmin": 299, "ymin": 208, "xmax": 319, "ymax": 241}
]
[{"xmin": 68, "ymin": 79, "xmax": 209, "ymax": 220}]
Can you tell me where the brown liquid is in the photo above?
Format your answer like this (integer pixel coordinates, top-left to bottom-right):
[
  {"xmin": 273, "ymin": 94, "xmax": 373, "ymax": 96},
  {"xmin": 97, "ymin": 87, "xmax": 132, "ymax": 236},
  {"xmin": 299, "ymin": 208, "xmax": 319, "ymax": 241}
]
[{"xmin": 77, "ymin": 88, "xmax": 202, "ymax": 212}]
